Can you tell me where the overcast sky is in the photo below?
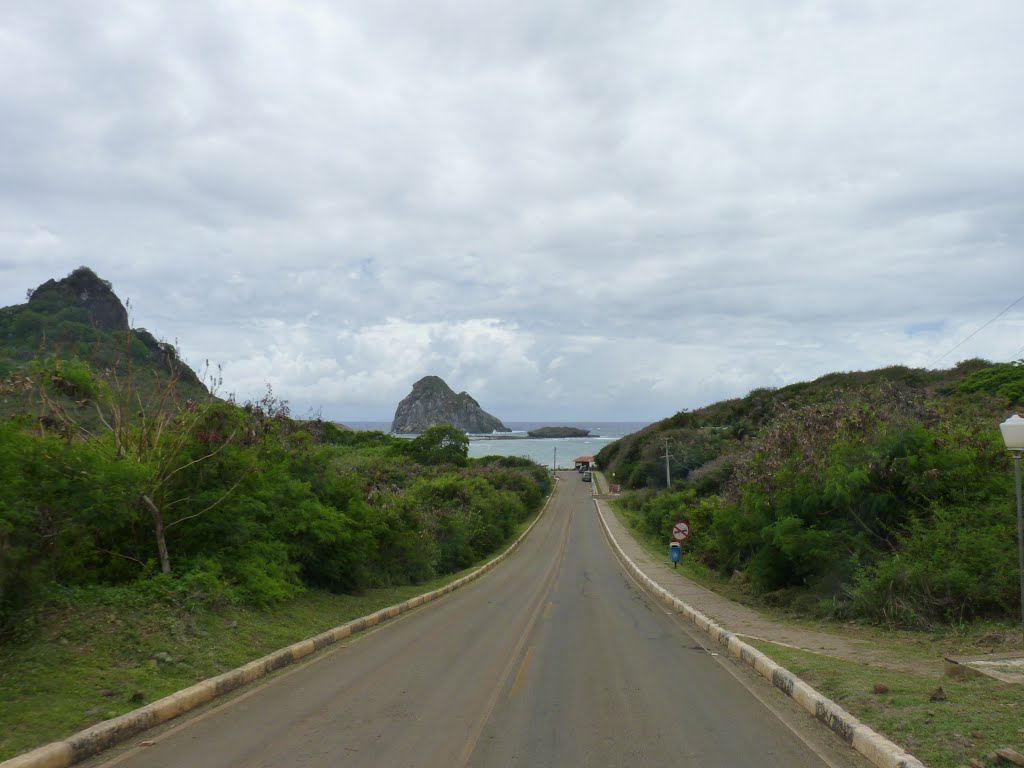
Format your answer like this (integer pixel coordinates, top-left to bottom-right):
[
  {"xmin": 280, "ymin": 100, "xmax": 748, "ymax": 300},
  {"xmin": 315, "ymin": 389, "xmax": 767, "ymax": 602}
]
[{"xmin": 2, "ymin": 1, "xmax": 1023, "ymax": 423}]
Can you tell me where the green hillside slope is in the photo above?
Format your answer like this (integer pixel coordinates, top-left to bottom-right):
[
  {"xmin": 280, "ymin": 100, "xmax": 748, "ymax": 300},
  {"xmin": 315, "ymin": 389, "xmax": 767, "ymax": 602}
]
[{"xmin": 600, "ymin": 359, "xmax": 1024, "ymax": 626}]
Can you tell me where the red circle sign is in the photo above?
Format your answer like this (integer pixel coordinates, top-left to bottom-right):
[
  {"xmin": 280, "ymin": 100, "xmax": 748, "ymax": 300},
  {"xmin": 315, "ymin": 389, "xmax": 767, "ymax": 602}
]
[{"xmin": 672, "ymin": 520, "xmax": 691, "ymax": 542}]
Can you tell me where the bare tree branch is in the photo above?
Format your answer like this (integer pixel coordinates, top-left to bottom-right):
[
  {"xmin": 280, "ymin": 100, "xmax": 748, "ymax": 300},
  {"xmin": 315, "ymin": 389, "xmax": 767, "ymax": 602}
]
[{"xmin": 166, "ymin": 476, "xmax": 245, "ymax": 530}]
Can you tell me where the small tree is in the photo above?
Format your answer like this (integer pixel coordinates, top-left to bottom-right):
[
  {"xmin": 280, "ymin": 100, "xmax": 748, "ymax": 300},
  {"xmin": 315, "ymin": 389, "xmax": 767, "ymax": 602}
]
[
  {"xmin": 408, "ymin": 425, "xmax": 469, "ymax": 466},
  {"xmin": 14, "ymin": 350, "xmax": 235, "ymax": 575}
]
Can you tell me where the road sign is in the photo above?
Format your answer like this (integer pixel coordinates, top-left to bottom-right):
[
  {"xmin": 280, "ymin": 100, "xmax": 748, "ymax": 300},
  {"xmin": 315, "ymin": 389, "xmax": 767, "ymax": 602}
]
[{"xmin": 672, "ymin": 519, "xmax": 691, "ymax": 542}]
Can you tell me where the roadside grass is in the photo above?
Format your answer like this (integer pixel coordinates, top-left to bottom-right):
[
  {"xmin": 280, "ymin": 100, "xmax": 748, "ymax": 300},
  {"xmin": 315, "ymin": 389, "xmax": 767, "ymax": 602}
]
[
  {"xmin": 606, "ymin": 491, "xmax": 1024, "ymax": 767},
  {"xmin": 746, "ymin": 640, "xmax": 1024, "ymax": 768},
  {"xmin": 0, "ymin": 506, "xmax": 546, "ymax": 762},
  {"xmin": 605, "ymin": 493, "xmax": 762, "ymax": 604},
  {"xmin": 606, "ymin": 495, "xmax": 1024, "ymax": 661}
]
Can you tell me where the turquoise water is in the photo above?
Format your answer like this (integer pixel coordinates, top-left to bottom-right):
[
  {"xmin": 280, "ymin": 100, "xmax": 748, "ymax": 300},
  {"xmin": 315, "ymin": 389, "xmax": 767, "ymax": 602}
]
[{"xmin": 344, "ymin": 421, "xmax": 650, "ymax": 469}]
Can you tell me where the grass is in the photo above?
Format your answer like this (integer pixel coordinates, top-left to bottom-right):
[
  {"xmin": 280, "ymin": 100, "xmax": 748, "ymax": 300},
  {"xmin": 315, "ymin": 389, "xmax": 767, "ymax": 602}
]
[
  {"xmin": 746, "ymin": 640, "xmax": 1024, "ymax": 768},
  {"xmin": 6, "ymin": 487, "xmax": 1021, "ymax": 768},
  {"xmin": 605, "ymin": 492, "xmax": 776, "ymax": 605},
  {"xmin": 1, "ymin": 583, "xmax": 450, "ymax": 761},
  {"xmin": 606, "ymin": 491, "xmax": 1024, "ymax": 660},
  {"xmin": 0, "ymin": 508, "xmax": 545, "ymax": 762},
  {"xmin": 605, "ymin": 486, "xmax": 1024, "ymax": 767}
]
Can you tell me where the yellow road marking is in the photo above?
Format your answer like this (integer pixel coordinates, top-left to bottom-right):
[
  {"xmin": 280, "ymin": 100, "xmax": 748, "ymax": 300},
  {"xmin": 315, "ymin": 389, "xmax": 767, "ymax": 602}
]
[
  {"xmin": 509, "ymin": 646, "xmax": 536, "ymax": 699},
  {"xmin": 455, "ymin": 502, "xmax": 574, "ymax": 767}
]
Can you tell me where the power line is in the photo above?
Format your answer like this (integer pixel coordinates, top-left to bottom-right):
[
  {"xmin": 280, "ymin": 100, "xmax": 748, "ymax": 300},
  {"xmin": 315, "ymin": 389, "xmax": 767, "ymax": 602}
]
[{"xmin": 929, "ymin": 292, "xmax": 1024, "ymax": 367}]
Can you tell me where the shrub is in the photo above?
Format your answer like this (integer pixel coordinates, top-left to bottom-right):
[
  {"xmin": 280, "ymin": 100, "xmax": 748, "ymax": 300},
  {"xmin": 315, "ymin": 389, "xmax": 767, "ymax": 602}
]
[
  {"xmin": 846, "ymin": 498, "xmax": 1018, "ymax": 626},
  {"xmin": 957, "ymin": 359, "xmax": 1024, "ymax": 407}
]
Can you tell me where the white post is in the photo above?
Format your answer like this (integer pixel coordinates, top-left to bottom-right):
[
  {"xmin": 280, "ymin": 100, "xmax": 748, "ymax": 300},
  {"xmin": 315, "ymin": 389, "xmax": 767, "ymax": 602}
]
[
  {"xmin": 998, "ymin": 415, "xmax": 1024, "ymax": 626},
  {"xmin": 1014, "ymin": 451, "xmax": 1024, "ymax": 626}
]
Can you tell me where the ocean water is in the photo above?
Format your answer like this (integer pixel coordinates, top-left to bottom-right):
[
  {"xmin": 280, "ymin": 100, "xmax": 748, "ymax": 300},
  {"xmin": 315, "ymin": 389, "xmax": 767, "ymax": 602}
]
[{"xmin": 342, "ymin": 421, "xmax": 650, "ymax": 468}]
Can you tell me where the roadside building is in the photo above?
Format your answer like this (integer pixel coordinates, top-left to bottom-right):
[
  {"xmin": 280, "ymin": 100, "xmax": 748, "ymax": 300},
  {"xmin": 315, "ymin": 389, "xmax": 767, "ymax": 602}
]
[{"xmin": 574, "ymin": 456, "xmax": 594, "ymax": 471}]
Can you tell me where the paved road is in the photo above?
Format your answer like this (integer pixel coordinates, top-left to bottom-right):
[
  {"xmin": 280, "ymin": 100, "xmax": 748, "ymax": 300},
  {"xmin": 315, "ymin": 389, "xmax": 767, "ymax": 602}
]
[{"xmin": 92, "ymin": 473, "xmax": 867, "ymax": 768}]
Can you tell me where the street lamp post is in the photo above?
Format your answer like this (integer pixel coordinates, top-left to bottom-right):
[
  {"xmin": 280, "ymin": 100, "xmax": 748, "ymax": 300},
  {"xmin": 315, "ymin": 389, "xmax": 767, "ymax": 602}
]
[{"xmin": 998, "ymin": 414, "xmax": 1024, "ymax": 626}]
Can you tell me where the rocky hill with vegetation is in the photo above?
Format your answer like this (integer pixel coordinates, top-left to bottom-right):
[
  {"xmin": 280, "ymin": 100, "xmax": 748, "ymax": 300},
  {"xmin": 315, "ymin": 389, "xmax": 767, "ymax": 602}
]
[
  {"xmin": 0, "ymin": 268, "xmax": 550, "ymax": 639},
  {"xmin": 0, "ymin": 266, "xmax": 208, "ymax": 426},
  {"xmin": 599, "ymin": 360, "xmax": 1024, "ymax": 626},
  {"xmin": 391, "ymin": 375, "xmax": 510, "ymax": 434}
]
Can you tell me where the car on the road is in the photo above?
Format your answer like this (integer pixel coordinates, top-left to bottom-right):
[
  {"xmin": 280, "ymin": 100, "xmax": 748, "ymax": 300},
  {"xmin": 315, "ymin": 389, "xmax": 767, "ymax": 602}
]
[{"xmin": 581, "ymin": 471, "xmax": 592, "ymax": 482}]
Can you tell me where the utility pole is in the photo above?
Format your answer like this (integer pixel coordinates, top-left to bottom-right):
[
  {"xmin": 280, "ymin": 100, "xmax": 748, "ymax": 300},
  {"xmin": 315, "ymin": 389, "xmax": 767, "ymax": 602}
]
[
  {"xmin": 553, "ymin": 446, "xmax": 557, "ymax": 472},
  {"xmin": 662, "ymin": 438, "xmax": 673, "ymax": 489}
]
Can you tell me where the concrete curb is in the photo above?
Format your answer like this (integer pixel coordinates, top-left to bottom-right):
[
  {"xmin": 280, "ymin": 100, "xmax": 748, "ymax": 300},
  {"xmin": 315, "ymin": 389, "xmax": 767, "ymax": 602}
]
[
  {"xmin": 2, "ymin": 485, "xmax": 558, "ymax": 768},
  {"xmin": 593, "ymin": 499, "xmax": 926, "ymax": 768}
]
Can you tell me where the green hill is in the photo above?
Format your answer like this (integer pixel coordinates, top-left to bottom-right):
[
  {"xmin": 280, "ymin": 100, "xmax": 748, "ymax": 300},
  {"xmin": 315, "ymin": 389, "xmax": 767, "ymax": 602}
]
[
  {"xmin": 599, "ymin": 360, "xmax": 1014, "ymax": 490},
  {"xmin": 599, "ymin": 359, "xmax": 1024, "ymax": 626},
  {"xmin": 0, "ymin": 266, "xmax": 209, "ymax": 426},
  {"xmin": 0, "ymin": 267, "xmax": 552, "ymax": 644}
]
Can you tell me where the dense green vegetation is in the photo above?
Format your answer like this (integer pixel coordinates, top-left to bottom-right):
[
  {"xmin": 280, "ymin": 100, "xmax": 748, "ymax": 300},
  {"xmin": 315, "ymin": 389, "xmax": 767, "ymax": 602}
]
[
  {"xmin": 0, "ymin": 392, "xmax": 549, "ymax": 635},
  {"xmin": 0, "ymin": 268, "xmax": 551, "ymax": 638},
  {"xmin": 603, "ymin": 360, "xmax": 1024, "ymax": 627}
]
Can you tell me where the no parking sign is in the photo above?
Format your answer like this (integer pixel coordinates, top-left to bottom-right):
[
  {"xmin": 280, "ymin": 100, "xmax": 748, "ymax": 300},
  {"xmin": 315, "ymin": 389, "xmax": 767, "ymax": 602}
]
[
  {"xmin": 671, "ymin": 519, "xmax": 691, "ymax": 542},
  {"xmin": 669, "ymin": 519, "xmax": 690, "ymax": 569}
]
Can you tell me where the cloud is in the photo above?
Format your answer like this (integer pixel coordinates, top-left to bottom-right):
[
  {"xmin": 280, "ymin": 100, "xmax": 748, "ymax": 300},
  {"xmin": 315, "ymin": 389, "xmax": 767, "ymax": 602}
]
[{"xmin": 1, "ymin": 1, "xmax": 1023, "ymax": 421}]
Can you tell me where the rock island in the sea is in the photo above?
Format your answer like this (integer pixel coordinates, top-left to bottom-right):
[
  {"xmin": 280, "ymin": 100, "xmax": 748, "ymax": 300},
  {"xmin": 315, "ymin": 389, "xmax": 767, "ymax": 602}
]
[
  {"xmin": 391, "ymin": 376, "xmax": 511, "ymax": 434},
  {"xmin": 527, "ymin": 426, "xmax": 591, "ymax": 438}
]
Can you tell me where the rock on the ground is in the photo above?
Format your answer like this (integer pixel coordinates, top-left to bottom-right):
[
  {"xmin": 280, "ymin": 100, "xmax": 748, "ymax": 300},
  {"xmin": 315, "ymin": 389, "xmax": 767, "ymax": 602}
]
[{"xmin": 995, "ymin": 748, "xmax": 1024, "ymax": 766}]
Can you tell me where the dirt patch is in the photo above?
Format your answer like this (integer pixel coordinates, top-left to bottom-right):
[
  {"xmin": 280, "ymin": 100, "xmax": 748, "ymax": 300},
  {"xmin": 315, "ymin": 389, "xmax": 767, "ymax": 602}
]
[{"xmin": 945, "ymin": 653, "xmax": 1024, "ymax": 684}]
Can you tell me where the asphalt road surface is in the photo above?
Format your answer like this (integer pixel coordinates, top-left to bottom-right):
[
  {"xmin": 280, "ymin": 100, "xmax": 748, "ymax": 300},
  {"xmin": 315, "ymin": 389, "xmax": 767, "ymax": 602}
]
[{"xmin": 91, "ymin": 472, "xmax": 869, "ymax": 768}]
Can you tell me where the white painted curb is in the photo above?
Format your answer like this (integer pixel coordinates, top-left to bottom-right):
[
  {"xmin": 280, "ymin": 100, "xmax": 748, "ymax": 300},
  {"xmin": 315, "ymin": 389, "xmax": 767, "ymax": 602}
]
[
  {"xmin": 1, "ymin": 483, "xmax": 558, "ymax": 768},
  {"xmin": 593, "ymin": 499, "xmax": 926, "ymax": 768}
]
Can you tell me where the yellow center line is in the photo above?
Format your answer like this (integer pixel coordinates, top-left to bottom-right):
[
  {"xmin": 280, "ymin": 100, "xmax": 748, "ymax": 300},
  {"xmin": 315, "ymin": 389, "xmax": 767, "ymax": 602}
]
[
  {"xmin": 455, "ymin": 503, "xmax": 574, "ymax": 767},
  {"xmin": 509, "ymin": 646, "xmax": 536, "ymax": 699}
]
